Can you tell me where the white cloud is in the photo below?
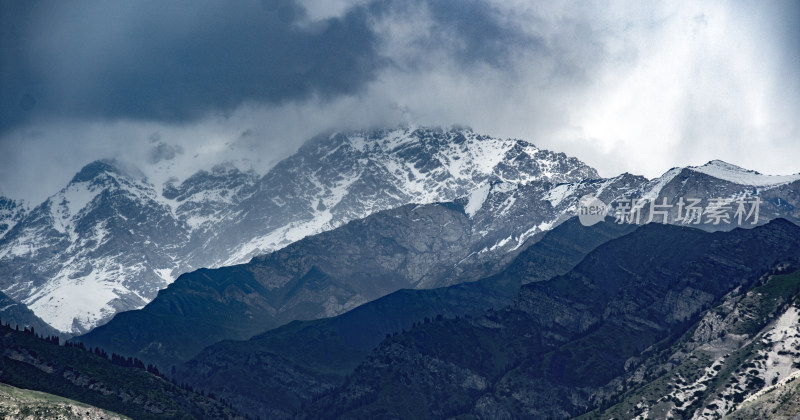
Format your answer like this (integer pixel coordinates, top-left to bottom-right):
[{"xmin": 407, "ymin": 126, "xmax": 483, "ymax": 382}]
[{"xmin": 358, "ymin": 0, "xmax": 800, "ymax": 179}]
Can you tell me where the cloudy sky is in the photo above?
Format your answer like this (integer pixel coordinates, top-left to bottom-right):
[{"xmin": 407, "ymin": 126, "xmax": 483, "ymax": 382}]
[{"xmin": 1, "ymin": 0, "xmax": 799, "ymax": 203}]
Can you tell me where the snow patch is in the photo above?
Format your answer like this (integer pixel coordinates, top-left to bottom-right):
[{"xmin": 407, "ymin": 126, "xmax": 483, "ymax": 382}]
[
  {"xmin": 513, "ymin": 218, "xmax": 556, "ymax": 250},
  {"xmin": 751, "ymin": 306, "xmax": 800, "ymax": 392},
  {"xmin": 61, "ymin": 182, "xmax": 99, "ymax": 218},
  {"xmin": 348, "ymin": 135, "xmax": 366, "ymax": 152},
  {"xmin": 464, "ymin": 183, "xmax": 491, "ymax": 218},
  {"xmin": 155, "ymin": 268, "xmax": 175, "ymax": 284},
  {"xmin": 24, "ymin": 261, "xmax": 149, "ymax": 332},
  {"xmin": 543, "ymin": 183, "xmax": 577, "ymax": 207},
  {"xmin": 489, "ymin": 236, "xmax": 512, "ymax": 251},
  {"xmin": 642, "ymin": 167, "xmax": 682, "ymax": 200}
]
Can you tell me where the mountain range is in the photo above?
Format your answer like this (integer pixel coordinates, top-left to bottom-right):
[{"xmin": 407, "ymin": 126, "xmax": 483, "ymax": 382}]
[
  {"xmin": 1, "ymin": 126, "xmax": 800, "ymax": 419},
  {"xmin": 303, "ymin": 218, "xmax": 800, "ymax": 419},
  {"xmin": 3, "ymin": 127, "xmax": 799, "ymax": 336},
  {"xmin": 0, "ymin": 127, "xmax": 602, "ymax": 334},
  {"xmin": 72, "ymin": 129, "xmax": 800, "ymax": 373}
]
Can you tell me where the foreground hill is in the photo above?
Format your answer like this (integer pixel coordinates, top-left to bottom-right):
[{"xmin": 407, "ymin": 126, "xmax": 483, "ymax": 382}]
[{"xmin": 0, "ymin": 382, "xmax": 128, "ymax": 420}]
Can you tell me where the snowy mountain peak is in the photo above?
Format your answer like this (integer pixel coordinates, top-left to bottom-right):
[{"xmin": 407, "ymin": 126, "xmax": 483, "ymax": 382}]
[
  {"xmin": 689, "ymin": 159, "xmax": 800, "ymax": 187},
  {"xmin": 694, "ymin": 159, "xmax": 761, "ymax": 176},
  {"xmin": 0, "ymin": 157, "xmax": 185, "ymax": 333},
  {"xmin": 163, "ymin": 163, "xmax": 256, "ymax": 203},
  {"xmin": 52, "ymin": 160, "xmax": 159, "ymax": 230},
  {"xmin": 69, "ymin": 159, "xmax": 147, "ymax": 186},
  {"xmin": 641, "ymin": 166, "xmax": 683, "ymax": 200}
]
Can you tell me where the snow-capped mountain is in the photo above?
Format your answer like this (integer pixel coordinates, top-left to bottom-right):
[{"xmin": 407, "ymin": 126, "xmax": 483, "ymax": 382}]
[
  {"xmin": 0, "ymin": 127, "xmax": 599, "ymax": 333},
  {"xmin": 535, "ymin": 159, "xmax": 800, "ymax": 230},
  {"xmin": 200, "ymin": 127, "xmax": 599, "ymax": 266},
  {"xmin": 0, "ymin": 161, "xmax": 187, "ymax": 332},
  {"xmin": 1, "ymin": 126, "xmax": 798, "ymax": 334}
]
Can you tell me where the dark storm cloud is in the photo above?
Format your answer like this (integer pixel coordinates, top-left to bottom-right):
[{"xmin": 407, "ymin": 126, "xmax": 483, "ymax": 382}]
[
  {"xmin": 0, "ymin": 0, "xmax": 539, "ymax": 135},
  {"xmin": 0, "ymin": 2, "xmax": 43, "ymax": 129},
  {"xmin": 0, "ymin": 0, "xmax": 382, "ymax": 132},
  {"xmin": 368, "ymin": 0, "xmax": 544, "ymax": 69}
]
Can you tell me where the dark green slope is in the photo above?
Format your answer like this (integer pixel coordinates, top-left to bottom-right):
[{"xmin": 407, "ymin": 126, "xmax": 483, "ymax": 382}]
[
  {"xmin": 0, "ymin": 324, "xmax": 243, "ymax": 419},
  {"xmin": 305, "ymin": 219, "xmax": 800, "ymax": 419},
  {"xmin": 176, "ymin": 218, "xmax": 637, "ymax": 419}
]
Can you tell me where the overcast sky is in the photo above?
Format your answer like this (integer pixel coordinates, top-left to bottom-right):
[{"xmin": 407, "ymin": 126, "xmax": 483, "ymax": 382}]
[{"xmin": 1, "ymin": 0, "xmax": 799, "ymax": 203}]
